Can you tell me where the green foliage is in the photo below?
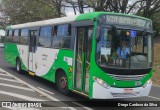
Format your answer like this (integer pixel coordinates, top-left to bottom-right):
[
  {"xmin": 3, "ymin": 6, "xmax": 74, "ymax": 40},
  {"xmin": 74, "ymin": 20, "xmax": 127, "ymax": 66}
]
[
  {"xmin": 0, "ymin": 0, "xmax": 160, "ymax": 35},
  {"xmin": 0, "ymin": 0, "xmax": 57, "ymax": 25},
  {"xmin": 151, "ymin": 13, "xmax": 160, "ymax": 36}
]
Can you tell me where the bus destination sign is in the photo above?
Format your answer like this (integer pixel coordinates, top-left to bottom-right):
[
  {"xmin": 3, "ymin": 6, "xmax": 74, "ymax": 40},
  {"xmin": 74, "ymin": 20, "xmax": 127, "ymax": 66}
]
[{"xmin": 99, "ymin": 15, "xmax": 152, "ymax": 29}]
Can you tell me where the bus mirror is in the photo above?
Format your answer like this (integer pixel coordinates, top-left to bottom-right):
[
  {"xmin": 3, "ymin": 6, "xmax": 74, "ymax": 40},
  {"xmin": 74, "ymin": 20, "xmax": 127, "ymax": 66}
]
[
  {"xmin": 96, "ymin": 26, "xmax": 100, "ymax": 41},
  {"xmin": 0, "ymin": 30, "xmax": 5, "ymax": 36}
]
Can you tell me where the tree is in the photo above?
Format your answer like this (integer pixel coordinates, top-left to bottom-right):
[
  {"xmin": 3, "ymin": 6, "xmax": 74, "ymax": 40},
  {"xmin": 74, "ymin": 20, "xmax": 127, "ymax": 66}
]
[
  {"xmin": 136, "ymin": 0, "xmax": 160, "ymax": 18},
  {"xmin": 1, "ymin": 0, "xmax": 160, "ymax": 33},
  {"xmin": 38, "ymin": 0, "xmax": 90, "ymax": 16},
  {"xmin": 0, "ymin": 13, "xmax": 9, "ymax": 29},
  {"xmin": 66, "ymin": 0, "xmax": 91, "ymax": 14},
  {"xmin": 0, "ymin": 0, "xmax": 57, "ymax": 25},
  {"xmin": 73, "ymin": 0, "xmax": 160, "ymax": 18},
  {"xmin": 38, "ymin": 0, "xmax": 66, "ymax": 17}
]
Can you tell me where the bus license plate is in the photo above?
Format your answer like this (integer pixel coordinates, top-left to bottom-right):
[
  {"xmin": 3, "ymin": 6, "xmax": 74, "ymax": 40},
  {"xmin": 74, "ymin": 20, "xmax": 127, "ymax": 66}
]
[{"xmin": 124, "ymin": 89, "xmax": 133, "ymax": 94}]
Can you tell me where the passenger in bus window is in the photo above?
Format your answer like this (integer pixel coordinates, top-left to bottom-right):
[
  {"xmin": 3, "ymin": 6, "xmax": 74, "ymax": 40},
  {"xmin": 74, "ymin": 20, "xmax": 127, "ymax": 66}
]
[
  {"xmin": 116, "ymin": 38, "xmax": 130, "ymax": 66},
  {"xmin": 117, "ymin": 40, "xmax": 130, "ymax": 59}
]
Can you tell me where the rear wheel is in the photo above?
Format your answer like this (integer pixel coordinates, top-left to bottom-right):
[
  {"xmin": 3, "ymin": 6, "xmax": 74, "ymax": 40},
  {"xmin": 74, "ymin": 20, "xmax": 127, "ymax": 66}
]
[
  {"xmin": 16, "ymin": 58, "xmax": 22, "ymax": 74},
  {"xmin": 56, "ymin": 71, "xmax": 70, "ymax": 95}
]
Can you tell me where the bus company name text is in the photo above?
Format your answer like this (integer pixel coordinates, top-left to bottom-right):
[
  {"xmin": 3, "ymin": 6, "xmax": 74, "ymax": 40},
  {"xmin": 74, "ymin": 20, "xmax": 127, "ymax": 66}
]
[
  {"xmin": 118, "ymin": 102, "xmax": 158, "ymax": 107},
  {"xmin": 2, "ymin": 102, "xmax": 42, "ymax": 108}
]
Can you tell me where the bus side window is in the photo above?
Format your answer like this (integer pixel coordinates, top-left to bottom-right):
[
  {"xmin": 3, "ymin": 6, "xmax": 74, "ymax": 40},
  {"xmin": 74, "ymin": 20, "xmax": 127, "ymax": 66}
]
[
  {"xmin": 52, "ymin": 25, "xmax": 60, "ymax": 48},
  {"xmin": 53, "ymin": 26, "xmax": 57, "ymax": 36},
  {"xmin": 39, "ymin": 26, "xmax": 52, "ymax": 48},
  {"xmin": 20, "ymin": 28, "xmax": 29, "ymax": 45},
  {"xmin": 6, "ymin": 30, "xmax": 9, "ymax": 36},
  {"xmin": 63, "ymin": 24, "xmax": 71, "ymax": 49},
  {"xmin": 6, "ymin": 30, "xmax": 13, "ymax": 42},
  {"xmin": 52, "ymin": 24, "xmax": 71, "ymax": 49},
  {"xmin": 13, "ymin": 29, "xmax": 20, "ymax": 43}
]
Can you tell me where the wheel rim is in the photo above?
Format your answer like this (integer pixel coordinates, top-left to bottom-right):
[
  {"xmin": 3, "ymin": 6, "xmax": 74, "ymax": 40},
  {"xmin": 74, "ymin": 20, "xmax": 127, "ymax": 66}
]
[{"xmin": 59, "ymin": 76, "xmax": 67, "ymax": 89}]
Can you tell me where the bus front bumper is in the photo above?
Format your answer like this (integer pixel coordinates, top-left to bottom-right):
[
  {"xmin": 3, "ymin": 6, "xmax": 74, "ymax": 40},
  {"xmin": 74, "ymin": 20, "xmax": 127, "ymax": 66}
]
[{"xmin": 92, "ymin": 81, "xmax": 152, "ymax": 99}]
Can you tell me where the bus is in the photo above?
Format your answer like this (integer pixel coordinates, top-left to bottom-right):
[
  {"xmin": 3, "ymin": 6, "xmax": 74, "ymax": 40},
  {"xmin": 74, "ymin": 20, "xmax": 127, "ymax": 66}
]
[{"xmin": 4, "ymin": 12, "xmax": 153, "ymax": 99}]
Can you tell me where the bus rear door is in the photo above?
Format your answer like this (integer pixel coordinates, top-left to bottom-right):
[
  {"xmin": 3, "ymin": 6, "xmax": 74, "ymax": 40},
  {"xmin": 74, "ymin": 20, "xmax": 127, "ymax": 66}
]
[{"xmin": 29, "ymin": 30, "xmax": 38, "ymax": 73}]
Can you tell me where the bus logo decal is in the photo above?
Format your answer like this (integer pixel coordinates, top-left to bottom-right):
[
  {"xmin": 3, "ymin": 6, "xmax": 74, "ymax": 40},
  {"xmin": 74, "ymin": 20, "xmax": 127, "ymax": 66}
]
[
  {"xmin": 135, "ymin": 81, "xmax": 142, "ymax": 86},
  {"xmin": 64, "ymin": 57, "xmax": 72, "ymax": 66}
]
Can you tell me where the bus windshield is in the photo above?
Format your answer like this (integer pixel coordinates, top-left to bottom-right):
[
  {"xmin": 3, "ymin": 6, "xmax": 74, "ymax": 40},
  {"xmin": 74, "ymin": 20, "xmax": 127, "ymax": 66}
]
[{"xmin": 96, "ymin": 27, "xmax": 153, "ymax": 69}]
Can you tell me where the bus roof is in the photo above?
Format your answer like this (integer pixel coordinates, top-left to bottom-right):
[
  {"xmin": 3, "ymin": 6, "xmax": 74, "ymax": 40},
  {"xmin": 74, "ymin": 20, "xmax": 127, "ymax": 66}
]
[
  {"xmin": 6, "ymin": 12, "xmax": 151, "ymax": 30},
  {"xmin": 6, "ymin": 15, "xmax": 78, "ymax": 30},
  {"xmin": 76, "ymin": 12, "xmax": 151, "ymax": 21}
]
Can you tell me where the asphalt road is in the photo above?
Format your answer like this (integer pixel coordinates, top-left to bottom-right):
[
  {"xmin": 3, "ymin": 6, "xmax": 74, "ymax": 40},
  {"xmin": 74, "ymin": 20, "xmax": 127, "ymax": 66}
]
[{"xmin": 0, "ymin": 47, "xmax": 160, "ymax": 110}]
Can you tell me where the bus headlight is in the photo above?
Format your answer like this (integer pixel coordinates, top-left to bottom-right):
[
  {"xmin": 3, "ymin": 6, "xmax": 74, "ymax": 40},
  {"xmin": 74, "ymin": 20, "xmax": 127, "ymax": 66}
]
[
  {"xmin": 93, "ymin": 77, "xmax": 110, "ymax": 89},
  {"xmin": 143, "ymin": 79, "xmax": 152, "ymax": 88}
]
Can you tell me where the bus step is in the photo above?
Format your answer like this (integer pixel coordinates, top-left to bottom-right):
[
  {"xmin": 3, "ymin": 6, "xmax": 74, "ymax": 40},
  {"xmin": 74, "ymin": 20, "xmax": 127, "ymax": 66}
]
[
  {"xmin": 29, "ymin": 71, "xmax": 35, "ymax": 76},
  {"xmin": 72, "ymin": 90, "xmax": 88, "ymax": 97}
]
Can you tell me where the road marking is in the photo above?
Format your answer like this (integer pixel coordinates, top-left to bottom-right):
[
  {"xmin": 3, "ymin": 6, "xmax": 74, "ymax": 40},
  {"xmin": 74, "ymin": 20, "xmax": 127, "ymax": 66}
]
[
  {"xmin": 0, "ymin": 68, "xmax": 59, "ymax": 101},
  {"xmin": 68, "ymin": 107, "xmax": 77, "ymax": 110},
  {"xmin": 0, "ymin": 77, "xmax": 18, "ymax": 83},
  {"xmin": 0, "ymin": 90, "xmax": 46, "ymax": 101},
  {"xmin": 0, "ymin": 83, "xmax": 35, "ymax": 92},
  {"xmin": 0, "ymin": 73, "xmax": 10, "ymax": 76},
  {"xmin": 0, "ymin": 68, "xmax": 77, "ymax": 110},
  {"xmin": 37, "ymin": 87, "xmax": 54, "ymax": 95},
  {"xmin": 72, "ymin": 102, "xmax": 93, "ymax": 110},
  {"xmin": 148, "ymin": 96, "xmax": 160, "ymax": 101}
]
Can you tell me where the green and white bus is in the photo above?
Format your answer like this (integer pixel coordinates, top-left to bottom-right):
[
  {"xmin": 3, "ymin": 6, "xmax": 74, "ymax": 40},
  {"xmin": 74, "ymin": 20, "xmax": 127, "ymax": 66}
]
[{"xmin": 4, "ymin": 12, "xmax": 153, "ymax": 99}]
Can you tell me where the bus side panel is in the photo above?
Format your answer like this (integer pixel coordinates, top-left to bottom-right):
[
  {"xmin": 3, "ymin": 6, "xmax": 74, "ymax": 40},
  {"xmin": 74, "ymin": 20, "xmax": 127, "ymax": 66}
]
[
  {"xmin": 52, "ymin": 49, "xmax": 74, "ymax": 90},
  {"xmin": 17, "ymin": 44, "xmax": 28, "ymax": 71},
  {"xmin": 36, "ymin": 48, "xmax": 74, "ymax": 90},
  {"xmin": 4, "ymin": 43, "xmax": 19, "ymax": 66},
  {"xmin": 34, "ymin": 47, "xmax": 59, "ymax": 79},
  {"xmin": 4, "ymin": 43, "xmax": 28, "ymax": 71}
]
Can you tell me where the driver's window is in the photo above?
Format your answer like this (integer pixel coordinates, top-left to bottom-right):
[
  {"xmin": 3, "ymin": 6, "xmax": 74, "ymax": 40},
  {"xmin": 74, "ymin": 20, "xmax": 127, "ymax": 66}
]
[
  {"xmin": 97, "ymin": 28, "xmax": 113, "ymax": 65},
  {"xmin": 131, "ymin": 33, "xmax": 148, "ymax": 54},
  {"xmin": 96, "ymin": 29, "xmax": 131, "ymax": 68}
]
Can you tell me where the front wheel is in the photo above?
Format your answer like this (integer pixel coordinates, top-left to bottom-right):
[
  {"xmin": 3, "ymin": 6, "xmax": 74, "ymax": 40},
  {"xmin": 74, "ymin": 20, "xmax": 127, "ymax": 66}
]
[
  {"xmin": 16, "ymin": 59, "xmax": 22, "ymax": 74},
  {"xmin": 56, "ymin": 71, "xmax": 70, "ymax": 95}
]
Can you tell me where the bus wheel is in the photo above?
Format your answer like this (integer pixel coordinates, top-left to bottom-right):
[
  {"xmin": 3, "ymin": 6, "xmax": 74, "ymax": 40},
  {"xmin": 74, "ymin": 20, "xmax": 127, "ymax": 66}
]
[
  {"xmin": 16, "ymin": 58, "xmax": 22, "ymax": 74},
  {"xmin": 56, "ymin": 71, "xmax": 70, "ymax": 95}
]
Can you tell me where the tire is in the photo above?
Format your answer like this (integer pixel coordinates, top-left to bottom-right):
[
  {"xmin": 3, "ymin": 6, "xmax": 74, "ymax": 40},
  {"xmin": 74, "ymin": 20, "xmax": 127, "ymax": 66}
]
[
  {"xmin": 16, "ymin": 58, "xmax": 22, "ymax": 74},
  {"xmin": 56, "ymin": 71, "xmax": 70, "ymax": 95}
]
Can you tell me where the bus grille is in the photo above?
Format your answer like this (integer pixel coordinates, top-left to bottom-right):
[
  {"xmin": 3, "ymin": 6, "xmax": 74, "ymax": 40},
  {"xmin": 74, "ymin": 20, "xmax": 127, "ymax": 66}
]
[
  {"xmin": 110, "ymin": 92, "xmax": 139, "ymax": 97},
  {"xmin": 108, "ymin": 74, "xmax": 147, "ymax": 81}
]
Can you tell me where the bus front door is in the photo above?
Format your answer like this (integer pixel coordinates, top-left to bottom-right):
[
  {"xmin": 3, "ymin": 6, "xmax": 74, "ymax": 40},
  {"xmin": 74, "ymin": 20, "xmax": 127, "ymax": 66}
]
[
  {"xmin": 74, "ymin": 27, "xmax": 92, "ymax": 95},
  {"xmin": 29, "ymin": 30, "xmax": 38, "ymax": 73}
]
